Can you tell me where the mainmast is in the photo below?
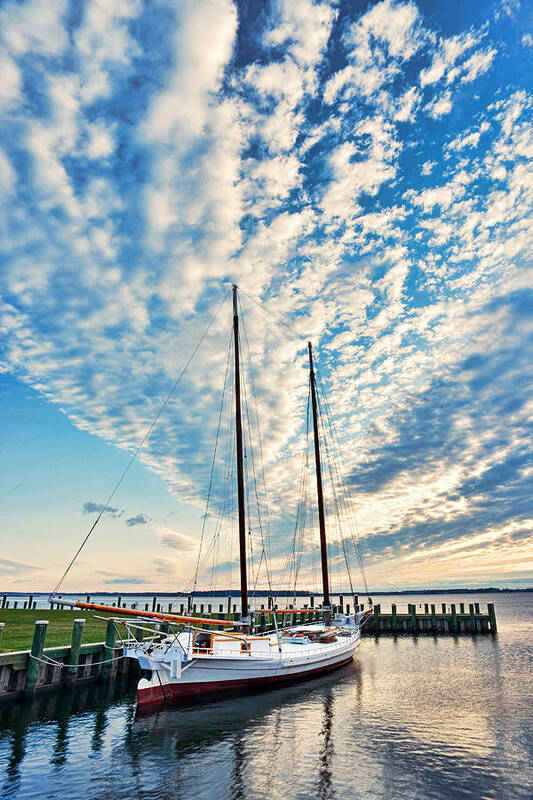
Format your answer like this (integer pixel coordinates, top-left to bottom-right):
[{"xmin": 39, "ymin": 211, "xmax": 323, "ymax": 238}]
[
  {"xmin": 233, "ymin": 285, "xmax": 249, "ymax": 627},
  {"xmin": 308, "ymin": 342, "xmax": 331, "ymax": 625}
]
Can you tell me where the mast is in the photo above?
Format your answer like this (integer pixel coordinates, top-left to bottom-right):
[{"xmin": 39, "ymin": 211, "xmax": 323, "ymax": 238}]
[
  {"xmin": 233, "ymin": 285, "xmax": 249, "ymax": 626},
  {"xmin": 308, "ymin": 342, "xmax": 331, "ymax": 624}
]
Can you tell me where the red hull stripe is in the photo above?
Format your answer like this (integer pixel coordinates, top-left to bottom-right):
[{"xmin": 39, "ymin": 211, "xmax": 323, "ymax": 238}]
[{"xmin": 137, "ymin": 654, "xmax": 354, "ymax": 707}]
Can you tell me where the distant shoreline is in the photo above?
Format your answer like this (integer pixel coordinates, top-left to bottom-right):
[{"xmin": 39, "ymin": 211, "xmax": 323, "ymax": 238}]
[{"xmin": 2, "ymin": 587, "xmax": 531, "ymax": 596}]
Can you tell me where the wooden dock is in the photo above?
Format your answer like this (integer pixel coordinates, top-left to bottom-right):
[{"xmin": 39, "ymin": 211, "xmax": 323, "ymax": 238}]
[
  {"xmin": 361, "ymin": 602, "xmax": 497, "ymax": 635},
  {"xmin": 0, "ymin": 600, "xmax": 497, "ymax": 701}
]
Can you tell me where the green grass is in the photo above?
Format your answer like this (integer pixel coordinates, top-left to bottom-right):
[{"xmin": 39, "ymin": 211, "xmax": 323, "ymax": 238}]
[{"xmin": 0, "ymin": 609, "xmax": 120, "ymax": 653}]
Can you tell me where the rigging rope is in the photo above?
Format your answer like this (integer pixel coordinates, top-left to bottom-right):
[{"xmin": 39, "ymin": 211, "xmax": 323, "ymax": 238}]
[
  {"xmin": 51, "ymin": 287, "xmax": 231, "ymax": 595},
  {"xmin": 314, "ymin": 364, "xmax": 370, "ymax": 596},
  {"xmin": 237, "ymin": 286, "xmax": 307, "ymax": 342},
  {"xmin": 190, "ymin": 328, "xmax": 233, "ymax": 603}
]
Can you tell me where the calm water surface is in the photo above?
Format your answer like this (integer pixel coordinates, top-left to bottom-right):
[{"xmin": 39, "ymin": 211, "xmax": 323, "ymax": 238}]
[{"xmin": 0, "ymin": 592, "xmax": 531, "ymax": 800}]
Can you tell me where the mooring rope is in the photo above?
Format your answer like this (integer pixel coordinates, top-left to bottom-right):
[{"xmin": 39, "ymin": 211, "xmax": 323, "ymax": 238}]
[{"xmin": 29, "ymin": 652, "xmax": 124, "ymax": 669}]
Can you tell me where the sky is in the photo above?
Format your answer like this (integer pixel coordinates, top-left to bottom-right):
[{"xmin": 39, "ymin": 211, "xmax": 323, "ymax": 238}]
[{"xmin": 0, "ymin": 0, "xmax": 532, "ymax": 595}]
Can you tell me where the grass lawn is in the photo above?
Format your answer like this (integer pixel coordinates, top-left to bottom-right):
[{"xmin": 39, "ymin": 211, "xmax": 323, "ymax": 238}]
[{"xmin": 0, "ymin": 609, "xmax": 121, "ymax": 653}]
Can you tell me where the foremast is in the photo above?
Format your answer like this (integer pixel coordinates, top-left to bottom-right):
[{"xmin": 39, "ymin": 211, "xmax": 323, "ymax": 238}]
[
  {"xmin": 233, "ymin": 285, "xmax": 249, "ymax": 630},
  {"xmin": 308, "ymin": 342, "xmax": 331, "ymax": 625}
]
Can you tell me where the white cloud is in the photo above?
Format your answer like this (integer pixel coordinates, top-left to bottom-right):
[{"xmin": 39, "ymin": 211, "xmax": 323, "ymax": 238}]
[
  {"xmin": 421, "ymin": 160, "xmax": 436, "ymax": 175},
  {"xmin": 426, "ymin": 90, "xmax": 452, "ymax": 118},
  {"xmin": 0, "ymin": 148, "xmax": 15, "ymax": 194},
  {"xmin": 461, "ymin": 48, "xmax": 497, "ymax": 83},
  {"xmin": 522, "ymin": 33, "xmax": 533, "ymax": 48},
  {"xmin": 0, "ymin": 47, "xmax": 21, "ymax": 109},
  {"xmin": 419, "ymin": 31, "xmax": 481, "ymax": 87},
  {"xmin": 265, "ymin": 0, "xmax": 336, "ymax": 68}
]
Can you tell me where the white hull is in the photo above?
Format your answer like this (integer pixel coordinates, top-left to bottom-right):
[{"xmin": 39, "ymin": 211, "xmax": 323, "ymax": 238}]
[{"xmin": 126, "ymin": 624, "xmax": 361, "ymax": 707}]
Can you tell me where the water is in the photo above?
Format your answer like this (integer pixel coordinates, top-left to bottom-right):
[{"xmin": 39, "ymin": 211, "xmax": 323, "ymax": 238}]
[{"xmin": 0, "ymin": 592, "xmax": 531, "ymax": 799}]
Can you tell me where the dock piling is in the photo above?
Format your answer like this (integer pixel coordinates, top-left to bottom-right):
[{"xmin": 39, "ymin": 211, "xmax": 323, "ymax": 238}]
[
  {"xmin": 25, "ymin": 620, "xmax": 48, "ymax": 696},
  {"xmin": 68, "ymin": 619, "xmax": 85, "ymax": 677},
  {"xmin": 410, "ymin": 604, "xmax": 418, "ymax": 633},
  {"xmin": 488, "ymin": 603, "xmax": 497, "ymax": 633},
  {"xmin": 102, "ymin": 619, "xmax": 117, "ymax": 682},
  {"xmin": 469, "ymin": 604, "xmax": 476, "ymax": 634},
  {"xmin": 451, "ymin": 604, "xmax": 458, "ymax": 634}
]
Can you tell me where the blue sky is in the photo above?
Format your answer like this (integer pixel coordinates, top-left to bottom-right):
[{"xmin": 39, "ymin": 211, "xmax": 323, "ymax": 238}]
[{"xmin": 0, "ymin": 0, "xmax": 532, "ymax": 593}]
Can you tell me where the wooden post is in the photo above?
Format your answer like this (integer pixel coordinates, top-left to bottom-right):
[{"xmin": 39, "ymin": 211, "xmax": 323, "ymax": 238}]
[
  {"xmin": 424, "ymin": 603, "xmax": 429, "ymax": 614},
  {"xmin": 29, "ymin": 595, "xmax": 34, "ymax": 609},
  {"xmin": 459, "ymin": 603, "xmax": 465, "ymax": 614},
  {"xmin": 26, "ymin": 620, "xmax": 48, "ymax": 696},
  {"xmin": 469, "ymin": 604, "xmax": 476, "ymax": 634},
  {"xmin": 431, "ymin": 604, "xmax": 436, "ymax": 633},
  {"xmin": 0, "ymin": 622, "xmax": 4, "ymax": 648},
  {"xmin": 488, "ymin": 603, "xmax": 497, "ymax": 633},
  {"xmin": 152, "ymin": 596, "xmax": 156, "ymax": 612},
  {"xmin": 373, "ymin": 604, "xmax": 380, "ymax": 634},
  {"xmin": 441, "ymin": 603, "xmax": 446, "ymax": 614},
  {"xmin": 339, "ymin": 596, "xmax": 343, "ymax": 612},
  {"xmin": 86, "ymin": 595, "xmax": 91, "ymax": 603},
  {"xmin": 68, "ymin": 619, "xmax": 85, "ymax": 677},
  {"xmin": 410, "ymin": 604, "xmax": 417, "ymax": 633},
  {"xmin": 102, "ymin": 619, "xmax": 117, "ymax": 681},
  {"xmin": 117, "ymin": 596, "xmax": 122, "ymax": 608},
  {"xmin": 227, "ymin": 596, "xmax": 231, "ymax": 618},
  {"xmin": 451, "ymin": 604, "xmax": 458, "ymax": 634},
  {"xmin": 259, "ymin": 613, "xmax": 266, "ymax": 633},
  {"xmin": 474, "ymin": 602, "xmax": 480, "ymax": 614},
  {"xmin": 310, "ymin": 596, "xmax": 314, "ymax": 608},
  {"xmin": 391, "ymin": 603, "xmax": 397, "ymax": 632}
]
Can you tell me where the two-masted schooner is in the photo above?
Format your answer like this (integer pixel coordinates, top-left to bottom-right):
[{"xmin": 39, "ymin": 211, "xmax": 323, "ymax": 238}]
[{"xmin": 50, "ymin": 286, "xmax": 370, "ymax": 708}]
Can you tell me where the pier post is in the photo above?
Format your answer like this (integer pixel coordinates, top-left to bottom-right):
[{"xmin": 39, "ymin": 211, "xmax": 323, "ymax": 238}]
[
  {"xmin": 410, "ymin": 604, "xmax": 418, "ymax": 633},
  {"xmin": 488, "ymin": 603, "xmax": 497, "ymax": 633},
  {"xmin": 469, "ymin": 604, "xmax": 476, "ymax": 634},
  {"xmin": 102, "ymin": 619, "xmax": 117, "ymax": 682},
  {"xmin": 227, "ymin": 596, "xmax": 231, "ymax": 618},
  {"xmin": 474, "ymin": 602, "xmax": 480, "ymax": 614},
  {"xmin": 339, "ymin": 596, "xmax": 343, "ymax": 612},
  {"xmin": 373, "ymin": 604, "xmax": 380, "ymax": 634},
  {"xmin": 460, "ymin": 603, "xmax": 465, "ymax": 614},
  {"xmin": 431, "ymin": 604, "xmax": 437, "ymax": 633},
  {"xmin": 391, "ymin": 604, "xmax": 397, "ymax": 632},
  {"xmin": 441, "ymin": 603, "xmax": 446, "ymax": 614},
  {"xmin": 152, "ymin": 597, "xmax": 156, "ymax": 612},
  {"xmin": 25, "ymin": 620, "xmax": 48, "ymax": 696},
  {"xmin": 451, "ymin": 604, "xmax": 458, "ymax": 634},
  {"xmin": 0, "ymin": 622, "xmax": 4, "ymax": 647},
  {"xmin": 424, "ymin": 603, "xmax": 429, "ymax": 614},
  {"xmin": 68, "ymin": 619, "xmax": 85, "ymax": 678},
  {"xmin": 310, "ymin": 596, "xmax": 314, "ymax": 608}
]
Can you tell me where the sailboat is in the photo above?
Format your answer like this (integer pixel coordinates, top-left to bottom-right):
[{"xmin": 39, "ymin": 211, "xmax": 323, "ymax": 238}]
[{"xmin": 50, "ymin": 285, "xmax": 371, "ymax": 708}]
